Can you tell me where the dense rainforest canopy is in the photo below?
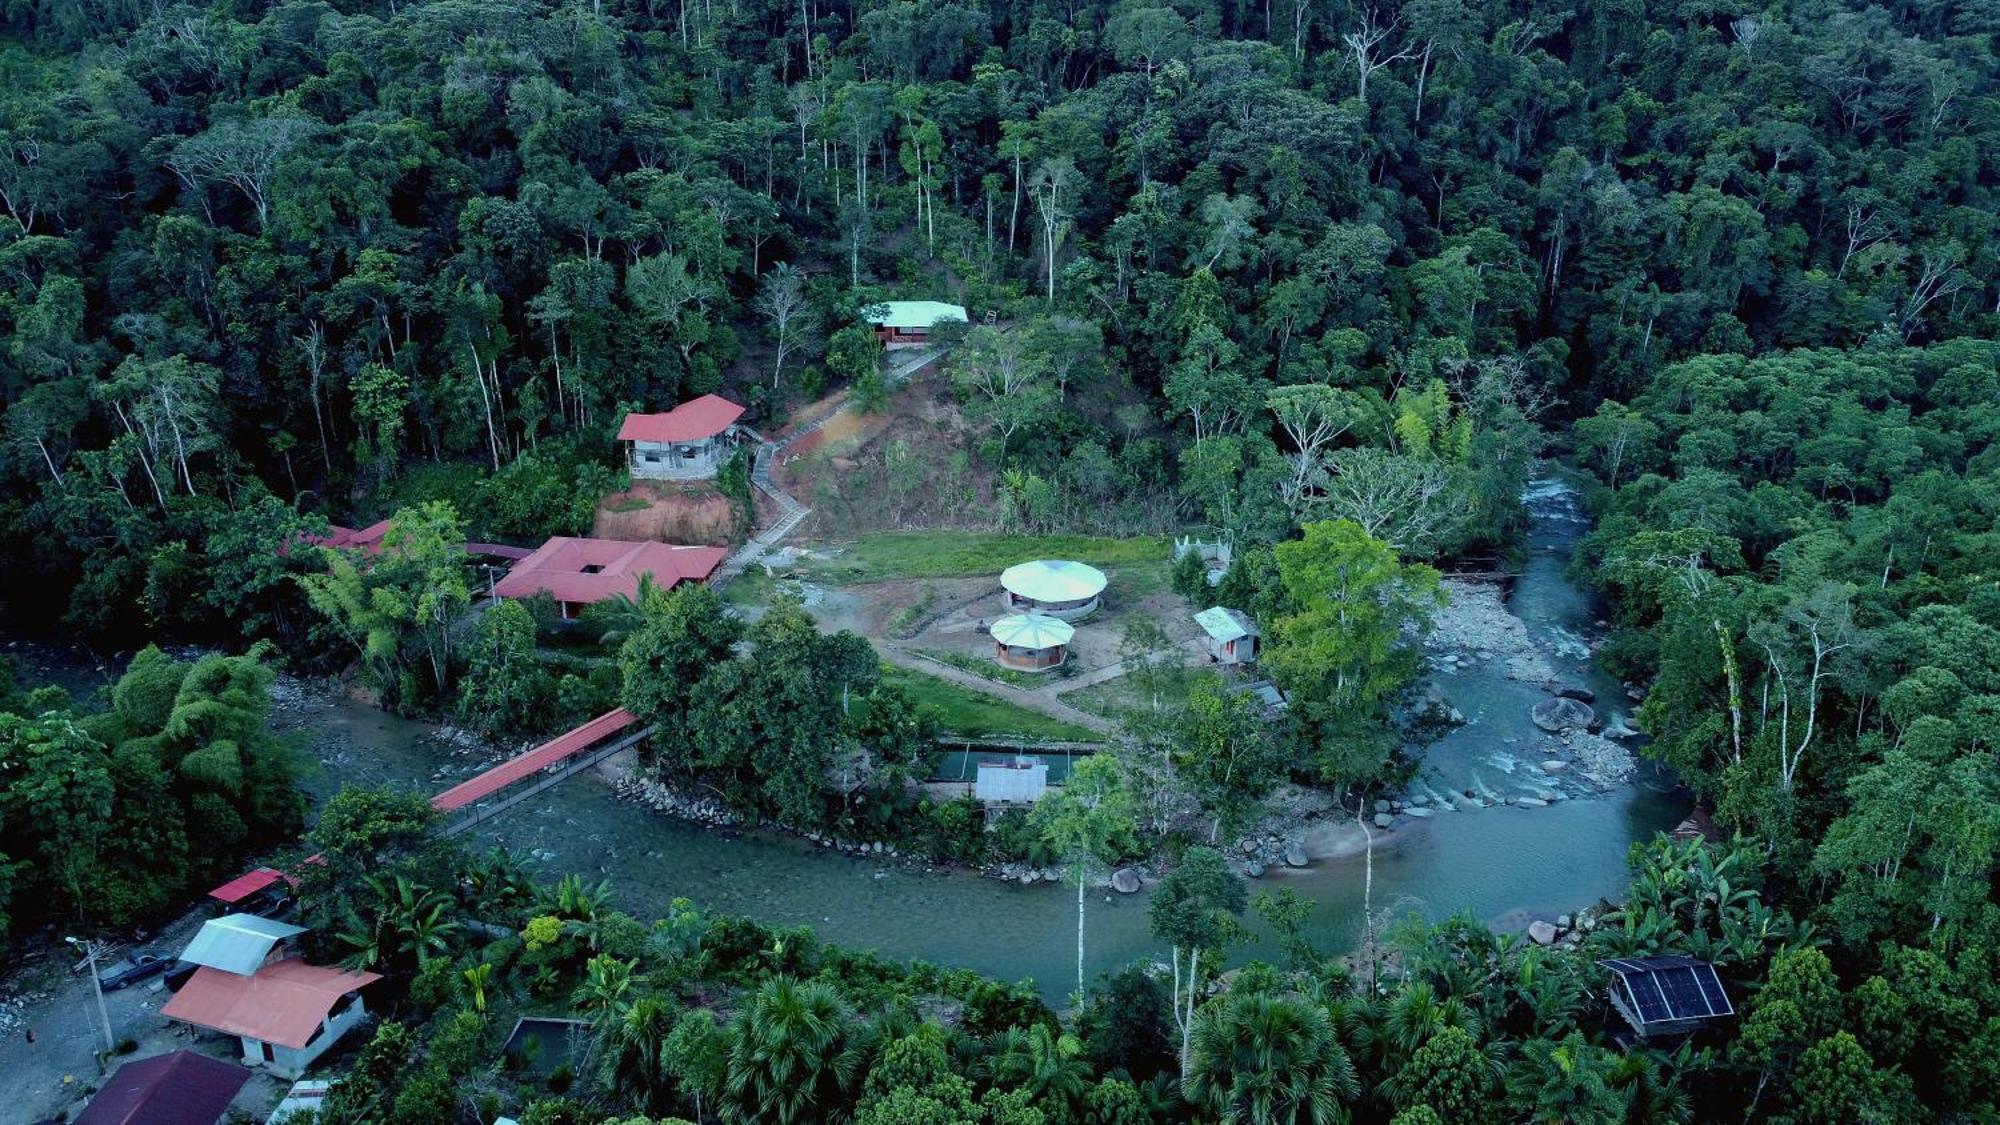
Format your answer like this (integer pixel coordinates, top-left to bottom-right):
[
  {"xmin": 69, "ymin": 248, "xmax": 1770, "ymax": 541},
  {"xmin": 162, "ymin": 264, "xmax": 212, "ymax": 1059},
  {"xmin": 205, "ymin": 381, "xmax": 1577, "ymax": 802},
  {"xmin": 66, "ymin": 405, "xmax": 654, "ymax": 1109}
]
[{"xmin": 0, "ymin": 0, "xmax": 1990, "ymax": 642}]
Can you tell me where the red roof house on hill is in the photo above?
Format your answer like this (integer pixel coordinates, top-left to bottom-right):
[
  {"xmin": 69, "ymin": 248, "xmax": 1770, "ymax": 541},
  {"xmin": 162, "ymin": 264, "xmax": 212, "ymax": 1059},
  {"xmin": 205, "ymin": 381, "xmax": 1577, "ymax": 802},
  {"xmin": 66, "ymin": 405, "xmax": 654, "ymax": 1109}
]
[
  {"xmin": 618, "ymin": 394, "xmax": 745, "ymax": 480},
  {"xmin": 492, "ymin": 536, "xmax": 727, "ymax": 619}
]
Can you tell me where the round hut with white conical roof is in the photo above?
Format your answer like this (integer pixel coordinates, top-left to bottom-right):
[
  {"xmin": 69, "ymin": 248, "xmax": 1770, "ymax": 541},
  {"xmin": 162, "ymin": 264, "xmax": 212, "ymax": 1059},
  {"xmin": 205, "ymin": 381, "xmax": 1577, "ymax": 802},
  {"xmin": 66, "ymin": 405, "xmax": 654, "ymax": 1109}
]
[
  {"xmin": 999, "ymin": 560, "xmax": 1107, "ymax": 620},
  {"xmin": 991, "ymin": 612, "xmax": 1075, "ymax": 671}
]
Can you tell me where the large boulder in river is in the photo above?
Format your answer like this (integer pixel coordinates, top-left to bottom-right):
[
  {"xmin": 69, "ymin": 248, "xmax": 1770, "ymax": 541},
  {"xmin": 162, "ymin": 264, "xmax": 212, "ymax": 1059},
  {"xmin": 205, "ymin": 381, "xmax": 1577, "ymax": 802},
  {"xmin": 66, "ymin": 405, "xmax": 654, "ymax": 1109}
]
[
  {"xmin": 1111, "ymin": 867, "xmax": 1141, "ymax": 894},
  {"xmin": 1284, "ymin": 843, "xmax": 1309, "ymax": 867},
  {"xmin": 1549, "ymin": 681, "xmax": 1596, "ymax": 703},
  {"xmin": 1528, "ymin": 920, "xmax": 1559, "ymax": 945},
  {"xmin": 1532, "ymin": 696, "xmax": 1595, "ymax": 733}
]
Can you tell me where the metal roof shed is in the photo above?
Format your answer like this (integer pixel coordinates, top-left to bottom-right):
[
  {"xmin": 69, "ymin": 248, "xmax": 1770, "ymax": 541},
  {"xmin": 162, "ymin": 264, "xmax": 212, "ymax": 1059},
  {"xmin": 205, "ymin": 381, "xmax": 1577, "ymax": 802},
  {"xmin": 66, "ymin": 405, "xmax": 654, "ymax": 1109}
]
[
  {"xmin": 179, "ymin": 914, "xmax": 306, "ymax": 977},
  {"xmin": 864, "ymin": 301, "xmax": 969, "ymax": 330},
  {"xmin": 976, "ymin": 759, "xmax": 1049, "ymax": 804},
  {"xmin": 1195, "ymin": 606, "xmax": 1260, "ymax": 665}
]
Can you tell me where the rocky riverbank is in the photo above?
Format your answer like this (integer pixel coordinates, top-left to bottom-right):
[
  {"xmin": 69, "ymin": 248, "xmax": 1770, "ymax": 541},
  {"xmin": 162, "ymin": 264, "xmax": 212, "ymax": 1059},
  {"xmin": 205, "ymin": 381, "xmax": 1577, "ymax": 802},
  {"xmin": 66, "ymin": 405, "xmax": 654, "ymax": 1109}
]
[{"xmin": 1425, "ymin": 579, "xmax": 1560, "ymax": 684}]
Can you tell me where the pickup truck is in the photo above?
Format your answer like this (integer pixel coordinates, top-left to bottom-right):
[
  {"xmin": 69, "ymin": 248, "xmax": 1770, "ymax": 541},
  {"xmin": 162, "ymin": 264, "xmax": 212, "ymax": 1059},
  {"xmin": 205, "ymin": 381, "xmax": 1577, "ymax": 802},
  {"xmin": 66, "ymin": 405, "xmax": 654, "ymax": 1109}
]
[{"xmin": 97, "ymin": 951, "xmax": 173, "ymax": 992}]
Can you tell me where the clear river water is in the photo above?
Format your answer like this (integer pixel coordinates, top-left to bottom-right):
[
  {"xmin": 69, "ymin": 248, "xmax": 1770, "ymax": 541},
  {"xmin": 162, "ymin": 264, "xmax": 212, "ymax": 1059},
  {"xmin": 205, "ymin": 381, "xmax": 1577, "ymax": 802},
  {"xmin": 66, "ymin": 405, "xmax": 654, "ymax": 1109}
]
[{"xmin": 10, "ymin": 477, "xmax": 1685, "ymax": 1001}]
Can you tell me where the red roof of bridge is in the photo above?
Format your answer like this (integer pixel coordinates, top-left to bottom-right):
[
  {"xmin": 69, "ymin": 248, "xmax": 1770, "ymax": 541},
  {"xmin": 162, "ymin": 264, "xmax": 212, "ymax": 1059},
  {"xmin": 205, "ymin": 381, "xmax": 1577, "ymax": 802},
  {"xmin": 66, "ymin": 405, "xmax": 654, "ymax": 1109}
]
[
  {"xmin": 430, "ymin": 707, "xmax": 641, "ymax": 812},
  {"xmin": 618, "ymin": 394, "xmax": 745, "ymax": 443},
  {"xmin": 491, "ymin": 537, "xmax": 726, "ymax": 607}
]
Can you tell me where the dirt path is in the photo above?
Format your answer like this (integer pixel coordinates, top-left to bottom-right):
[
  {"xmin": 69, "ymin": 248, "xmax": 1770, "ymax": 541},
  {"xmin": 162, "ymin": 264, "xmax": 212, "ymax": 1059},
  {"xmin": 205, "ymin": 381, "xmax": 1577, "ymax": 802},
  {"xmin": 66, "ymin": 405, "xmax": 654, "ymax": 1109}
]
[
  {"xmin": 880, "ymin": 645, "xmax": 1116, "ymax": 736},
  {"xmin": 0, "ymin": 912, "xmax": 285, "ymax": 1124}
]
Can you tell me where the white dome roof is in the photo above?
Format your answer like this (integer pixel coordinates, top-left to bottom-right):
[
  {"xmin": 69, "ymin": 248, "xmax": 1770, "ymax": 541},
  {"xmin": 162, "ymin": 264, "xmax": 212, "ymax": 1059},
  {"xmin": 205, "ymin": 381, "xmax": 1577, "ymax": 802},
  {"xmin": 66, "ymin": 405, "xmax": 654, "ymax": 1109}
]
[
  {"xmin": 1000, "ymin": 560, "xmax": 1107, "ymax": 603},
  {"xmin": 990, "ymin": 613, "xmax": 1075, "ymax": 649}
]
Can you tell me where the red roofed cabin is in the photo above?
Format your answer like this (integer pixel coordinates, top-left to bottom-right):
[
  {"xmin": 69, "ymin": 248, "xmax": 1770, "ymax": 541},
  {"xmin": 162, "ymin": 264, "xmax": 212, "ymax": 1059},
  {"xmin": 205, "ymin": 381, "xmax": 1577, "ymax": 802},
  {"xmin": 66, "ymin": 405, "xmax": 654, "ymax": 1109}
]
[
  {"xmin": 492, "ymin": 536, "xmax": 727, "ymax": 620},
  {"xmin": 618, "ymin": 393, "xmax": 745, "ymax": 480}
]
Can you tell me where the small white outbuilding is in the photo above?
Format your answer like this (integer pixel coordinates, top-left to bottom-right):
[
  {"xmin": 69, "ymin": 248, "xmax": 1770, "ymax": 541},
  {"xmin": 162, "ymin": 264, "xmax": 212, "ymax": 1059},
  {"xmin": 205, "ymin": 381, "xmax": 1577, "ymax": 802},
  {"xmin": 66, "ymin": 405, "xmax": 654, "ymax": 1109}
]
[{"xmin": 1194, "ymin": 606, "xmax": 1260, "ymax": 665}]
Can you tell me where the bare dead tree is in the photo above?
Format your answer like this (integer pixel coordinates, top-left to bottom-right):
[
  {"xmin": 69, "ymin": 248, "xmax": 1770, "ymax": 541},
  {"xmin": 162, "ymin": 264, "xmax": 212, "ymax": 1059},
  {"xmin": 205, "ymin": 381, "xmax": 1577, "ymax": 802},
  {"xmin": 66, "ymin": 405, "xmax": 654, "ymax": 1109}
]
[
  {"xmin": 1343, "ymin": 9, "xmax": 1414, "ymax": 103},
  {"xmin": 1838, "ymin": 205, "xmax": 1891, "ymax": 277},
  {"xmin": 1901, "ymin": 247, "xmax": 1971, "ymax": 339}
]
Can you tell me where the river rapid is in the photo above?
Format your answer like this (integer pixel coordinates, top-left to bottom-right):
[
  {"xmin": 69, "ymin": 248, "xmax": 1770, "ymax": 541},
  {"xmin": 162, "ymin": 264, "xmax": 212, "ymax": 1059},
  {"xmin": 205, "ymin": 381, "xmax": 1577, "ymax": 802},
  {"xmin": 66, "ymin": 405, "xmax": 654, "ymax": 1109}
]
[{"xmin": 6, "ymin": 477, "xmax": 1684, "ymax": 1001}]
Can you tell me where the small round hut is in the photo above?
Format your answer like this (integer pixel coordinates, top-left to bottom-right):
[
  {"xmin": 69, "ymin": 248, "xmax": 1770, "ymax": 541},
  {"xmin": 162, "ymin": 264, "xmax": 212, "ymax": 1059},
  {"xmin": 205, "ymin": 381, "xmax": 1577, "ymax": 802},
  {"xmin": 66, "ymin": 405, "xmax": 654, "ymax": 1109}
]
[
  {"xmin": 991, "ymin": 613, "xmax": 1075, "ymax": 671},
  {"xmin": 999, "ymin": 560, "xmax": 1107, "ymax": 620}
]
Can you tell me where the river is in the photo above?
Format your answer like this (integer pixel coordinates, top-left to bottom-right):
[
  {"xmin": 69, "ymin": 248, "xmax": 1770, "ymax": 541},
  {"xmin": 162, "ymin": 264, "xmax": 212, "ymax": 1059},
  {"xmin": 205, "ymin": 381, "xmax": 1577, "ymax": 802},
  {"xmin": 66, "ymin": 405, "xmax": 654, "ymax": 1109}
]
[{"xmin": 6, "ymin": 477, "xmax": 1684, "ymax": 1001}]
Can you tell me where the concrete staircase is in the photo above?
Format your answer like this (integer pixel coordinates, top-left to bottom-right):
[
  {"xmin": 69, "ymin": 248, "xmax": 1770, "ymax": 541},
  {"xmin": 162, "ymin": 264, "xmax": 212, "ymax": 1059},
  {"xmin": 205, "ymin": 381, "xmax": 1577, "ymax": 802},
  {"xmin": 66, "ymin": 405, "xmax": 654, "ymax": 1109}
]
[
  {"xmin": 709, "ymin": 346, "xmax": 946, "ymax": 590},
  {"xmin": 710, "ymin": 440, "xmax": 809, "ymax": 588}
]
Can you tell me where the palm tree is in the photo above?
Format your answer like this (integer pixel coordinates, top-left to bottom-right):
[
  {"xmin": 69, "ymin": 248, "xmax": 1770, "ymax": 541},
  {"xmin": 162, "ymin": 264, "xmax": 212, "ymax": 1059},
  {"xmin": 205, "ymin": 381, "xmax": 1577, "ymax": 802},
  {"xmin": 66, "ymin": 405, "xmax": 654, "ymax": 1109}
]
[
  {"xmin": 1379, "ymin": 981, "xmax": 1483, "ymax": 1068},
  {"xmin": 724, "ymin": 977, "xmax": 860, "ymax": 1124},
  {"xmin": 587, "ymin": 573, "xmax": 667, "ymax": 647},
  {"xmin": 985, "ymin": 1024, "xmax": 1091, "ymax": 1112},
  {"xmin": 1505, "ymin": 1032, "xmax": 1630, "ymax": 1124},
  {"xmin": 1184, "ymin": 991, "xmax": 1360, "ymax": 1124},
  {"xmin": 599, "ymin": 994, "xmax": 676, "ymax": 1113}
]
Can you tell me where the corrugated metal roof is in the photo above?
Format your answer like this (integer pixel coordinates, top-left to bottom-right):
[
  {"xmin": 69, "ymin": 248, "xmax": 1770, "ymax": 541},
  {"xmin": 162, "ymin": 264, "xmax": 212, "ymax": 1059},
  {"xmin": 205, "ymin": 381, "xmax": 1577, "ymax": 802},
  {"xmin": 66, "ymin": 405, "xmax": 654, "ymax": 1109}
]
[
  {"xmin": 975, "ymin": 759, "xmax": 1048, "ymax": 803},
  {"xmin": 863, "ymin": 300, "xmax": 967, "ymax": 329},
  {"xmin": 1194, "ymin": 606, "xmax": 1257, "ymax": 642},
  {"xmin": 206, "ymin": 867, "xmax": 292, "ymax": 904},
  {"xmin": 991, "ymin": 613, "xmax": 1074, "ymax": 649},
  {"xmin": 492, "ymin": 537, "xmax": 726, "ymax": 607},
  {"xmin": 76, "ymin": 1050, "xmax": 250, "ymax": 1125},
  {"xmin": 162, "ymin": 959, "xmax": 381, "ymax": 1050},
  {"xmin": 1001, "ymin": 560, "xmax": 1107, "ymax": 603},
  {"xmin": 179, "ymin": 914, "xmax": 307, "ymax": 977},
  {"xmin": 431, "ymin": 708, "xmax": 641, "ymax": 812},
  {"xmin": 617, "ymin": 394, "xmax": 744, "ymax": 443}
]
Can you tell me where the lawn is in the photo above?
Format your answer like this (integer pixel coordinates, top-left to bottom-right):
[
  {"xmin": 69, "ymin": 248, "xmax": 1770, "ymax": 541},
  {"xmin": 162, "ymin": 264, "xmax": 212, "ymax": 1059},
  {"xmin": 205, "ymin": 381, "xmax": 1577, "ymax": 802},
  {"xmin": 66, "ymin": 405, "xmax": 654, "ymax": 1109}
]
[
  {"xmin": 804, "ymin": 532, "xmax": 1172, "ymax": 589},
  {"xmin": 881, "ymin": 665, "xmax": 1101, "ymax": 743},
  {"xmin": 719, "ymin": 566, "xmax": 776, "ymax": 608},
  {"xmin": 1065, "ymin": 664, "xmax": 1208, "ymax": 723}
]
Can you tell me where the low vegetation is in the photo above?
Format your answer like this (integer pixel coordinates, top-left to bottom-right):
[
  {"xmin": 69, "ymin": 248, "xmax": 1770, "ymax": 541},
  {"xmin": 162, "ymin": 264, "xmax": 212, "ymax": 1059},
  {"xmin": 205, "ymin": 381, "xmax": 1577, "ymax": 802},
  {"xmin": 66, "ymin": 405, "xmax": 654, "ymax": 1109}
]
[
  {"xmin": 804, "ymin": 533, "xmax": 1169, "ymax": 586},
  {"xmin": 879, "ymin": 665, "xmax": 1101, "ymax": 745}
]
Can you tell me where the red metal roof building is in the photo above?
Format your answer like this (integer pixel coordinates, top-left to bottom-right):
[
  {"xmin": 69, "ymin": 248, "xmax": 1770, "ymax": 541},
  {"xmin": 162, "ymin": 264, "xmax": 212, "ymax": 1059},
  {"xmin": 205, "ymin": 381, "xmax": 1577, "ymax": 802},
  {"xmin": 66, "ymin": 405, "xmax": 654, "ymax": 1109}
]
[
  {"xmin": 618, "ymin": 394, "xmax": 745, "ymax": 480},
  {"xmin": 206, "ymin": 866, "xmax": 297, "ymax": 905},
  {"xmin": 75, "ymin": 1050, "xmax": 251, "ymax": 1125},
  {"xmin": 491, "ymin": 536, "xmax": 727, "ymax": 619},
  {"xmin": 617, "ymin": 394, "xmax": 745, "ymax": 443},
  {"xmin": 163, "ymin": 957, "xmax": 382, "ymax": 1078}
]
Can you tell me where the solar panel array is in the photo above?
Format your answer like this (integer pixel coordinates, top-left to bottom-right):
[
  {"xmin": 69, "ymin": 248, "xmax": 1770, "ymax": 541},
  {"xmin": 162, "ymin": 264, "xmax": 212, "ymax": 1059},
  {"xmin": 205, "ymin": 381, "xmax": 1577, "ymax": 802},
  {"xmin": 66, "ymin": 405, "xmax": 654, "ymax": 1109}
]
[{"xmin": 1600, "ymin": 957, "xmax": 1735, "ymax": 1024}]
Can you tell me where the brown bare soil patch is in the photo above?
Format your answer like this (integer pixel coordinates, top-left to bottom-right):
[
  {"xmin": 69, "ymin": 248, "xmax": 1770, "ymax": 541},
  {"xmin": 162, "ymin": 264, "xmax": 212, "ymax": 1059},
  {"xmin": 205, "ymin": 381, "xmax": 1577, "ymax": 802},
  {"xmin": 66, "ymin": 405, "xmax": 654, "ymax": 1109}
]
[{"xmin": 594, "ymin": 481, "xmax": 737, "ymax": 545}]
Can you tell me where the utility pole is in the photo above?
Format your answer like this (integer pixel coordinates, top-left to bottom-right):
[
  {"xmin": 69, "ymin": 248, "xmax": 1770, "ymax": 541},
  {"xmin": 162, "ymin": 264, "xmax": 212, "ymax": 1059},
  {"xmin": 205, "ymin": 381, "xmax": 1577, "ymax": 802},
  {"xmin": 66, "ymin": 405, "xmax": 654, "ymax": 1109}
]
[{"xmin": 65, "ymin": 936, "xmax": 116, "ymax": 1063}]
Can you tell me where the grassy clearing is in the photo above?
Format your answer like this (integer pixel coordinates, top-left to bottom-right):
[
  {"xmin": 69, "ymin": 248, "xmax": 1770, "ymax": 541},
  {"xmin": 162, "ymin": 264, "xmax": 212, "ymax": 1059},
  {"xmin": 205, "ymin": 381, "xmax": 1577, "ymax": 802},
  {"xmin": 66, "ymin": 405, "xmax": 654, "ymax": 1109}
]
[
  {"xmin": 804, "ymin": 532, "xmax": 1171, "ymax": 586},
  {"xmin": 881, "ymin": 665, "xmax": 1100, "ymax": 742},
  {"xmin": 719, "ymin": 567, "xmax": 776, "ymax": 607},
  {"xmin": 917, "ymin": 647, "xmax": 1053, "ymax": 689},
  {"xmin": 1065, "ymin": 665, "xmax": 1205, "ymax": 723}
]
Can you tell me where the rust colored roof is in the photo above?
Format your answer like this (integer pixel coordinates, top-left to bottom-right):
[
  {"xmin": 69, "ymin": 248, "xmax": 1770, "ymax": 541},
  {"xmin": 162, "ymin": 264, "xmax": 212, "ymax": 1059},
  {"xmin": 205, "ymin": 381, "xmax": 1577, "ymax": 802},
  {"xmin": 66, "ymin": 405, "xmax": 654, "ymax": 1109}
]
[
  {"xmin": 617, "ymin": 394, "xmax": 745, "ymax": 443},
  {"xmin": 491, "ymin": 536, "xmax": 726, "ymax": 606},
  {"xmin": 162, "ymin": 959, "xmax": 381, "ymax": 1050},
  {"xmin": 206, "ymin": 867, "xmax": 296, "ymax": 904},
  {"xmin": 77, "ymin": 1050, "xmax": 250, "ymax": 1125},
  {"xmin": 430, "ymin": 708, "xmax": 640, "ymax": 811}
]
